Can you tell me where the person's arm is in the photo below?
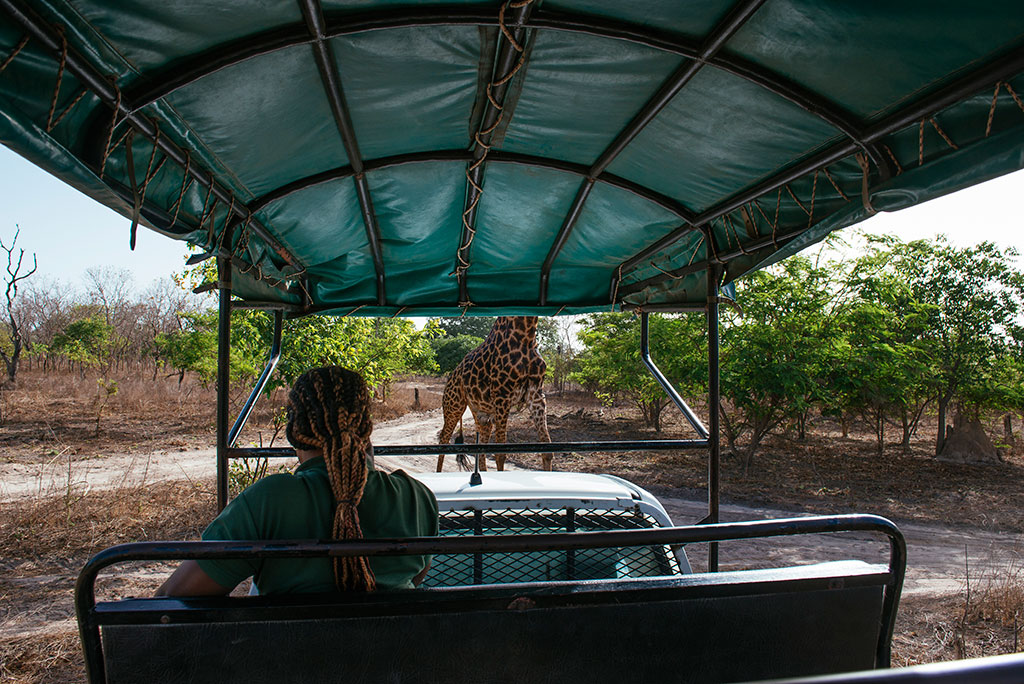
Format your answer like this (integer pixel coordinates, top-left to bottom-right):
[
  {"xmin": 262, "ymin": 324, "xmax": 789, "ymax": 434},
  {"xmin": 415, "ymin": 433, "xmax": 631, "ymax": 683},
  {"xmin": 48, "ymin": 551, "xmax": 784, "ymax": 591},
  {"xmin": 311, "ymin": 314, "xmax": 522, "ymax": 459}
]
[
  {"xmin": 412, "ymin": 559, "xmax": 432, "ymax": 587},
  {"xmin": 156, "ymin": 560, "xmax": 234, "ymax": 597}
]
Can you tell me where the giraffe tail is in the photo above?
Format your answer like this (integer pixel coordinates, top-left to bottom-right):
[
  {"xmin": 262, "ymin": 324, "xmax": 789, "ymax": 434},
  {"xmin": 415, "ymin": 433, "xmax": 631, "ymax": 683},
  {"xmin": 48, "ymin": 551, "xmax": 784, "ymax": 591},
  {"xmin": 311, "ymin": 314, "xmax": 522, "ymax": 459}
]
[{"xmin": 454, "ymin": 415, "xmax": 471, "ymax": 470}]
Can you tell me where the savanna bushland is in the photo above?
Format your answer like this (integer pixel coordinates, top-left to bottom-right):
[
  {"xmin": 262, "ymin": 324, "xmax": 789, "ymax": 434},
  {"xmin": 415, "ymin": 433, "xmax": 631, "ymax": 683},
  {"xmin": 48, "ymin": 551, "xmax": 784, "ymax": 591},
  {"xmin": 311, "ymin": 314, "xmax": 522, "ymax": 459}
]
[{"xmin": 3, "ymin": 231, "xmax": 1024, "ymax": 681}]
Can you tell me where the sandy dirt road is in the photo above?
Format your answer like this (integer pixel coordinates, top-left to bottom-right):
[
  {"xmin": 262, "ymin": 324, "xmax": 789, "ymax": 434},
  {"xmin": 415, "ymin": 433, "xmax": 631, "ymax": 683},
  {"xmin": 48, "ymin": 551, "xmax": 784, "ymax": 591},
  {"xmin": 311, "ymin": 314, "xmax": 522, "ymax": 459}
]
[{"xmin": 2, "ymin": 408, "xmax": 1020, "ymax": 597}]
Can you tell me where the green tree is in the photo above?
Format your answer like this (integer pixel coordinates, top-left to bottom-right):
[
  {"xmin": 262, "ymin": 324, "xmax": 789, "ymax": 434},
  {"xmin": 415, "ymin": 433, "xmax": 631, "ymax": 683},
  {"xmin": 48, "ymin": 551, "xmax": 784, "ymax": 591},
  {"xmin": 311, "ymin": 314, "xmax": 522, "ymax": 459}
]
[
  {"xmin": 231, "ymin": 311, "xmax": 438, "ymax": 397},
  {"xmin": 835, "ymin": 243, "xmax": 936, "ymax": 453},
  {"xmin": 154, "ymin": 312, "xmax": 219, "ymax": 385},
  {"xmin": 838, "ymin": 299, "xmax": 931, "ymax": 455},
  {"xmin": 720, "ymin": 257, "xmax": 838, "ymax": 471},
  {"xmin": 891, "ymin": 238, "xmax": 1024, "ymax": 455},
  {"xmin": 431, "ymin": 334, "xmax": 484, "ymax": 375},
  {"xmin": 431, "ymin": 317, "xmax": 496, "ymax": 340},
  {"xmin": 431, "ymin": 316, "xmax": 560, "ymax": 354},
  {"xmin": 50, "ymin": 316, "xmax": 115, "ymax": 376},
  {"xmin": 572, "ymin": 313, "xmax": 706, "ymax": 432}
]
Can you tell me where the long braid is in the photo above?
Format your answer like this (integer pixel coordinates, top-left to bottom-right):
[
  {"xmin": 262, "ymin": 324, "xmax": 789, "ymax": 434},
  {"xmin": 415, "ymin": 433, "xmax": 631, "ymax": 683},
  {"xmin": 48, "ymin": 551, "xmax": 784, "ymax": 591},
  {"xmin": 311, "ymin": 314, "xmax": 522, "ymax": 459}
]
[{"xmin": 287, "ymin": 367, "xmax": 376, "ymax": 591}]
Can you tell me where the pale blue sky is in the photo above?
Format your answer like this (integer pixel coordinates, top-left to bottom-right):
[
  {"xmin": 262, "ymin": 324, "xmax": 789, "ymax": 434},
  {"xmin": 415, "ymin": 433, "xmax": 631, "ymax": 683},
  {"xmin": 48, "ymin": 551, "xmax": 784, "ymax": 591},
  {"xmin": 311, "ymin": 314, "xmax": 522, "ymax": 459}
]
[
  {"xmin": 1, "ymin": 142, "xmax": 1022, "ymax": 294},
  {"xmin": 0, "ymin": 144, "xmax": 190, "ymax": 292}
]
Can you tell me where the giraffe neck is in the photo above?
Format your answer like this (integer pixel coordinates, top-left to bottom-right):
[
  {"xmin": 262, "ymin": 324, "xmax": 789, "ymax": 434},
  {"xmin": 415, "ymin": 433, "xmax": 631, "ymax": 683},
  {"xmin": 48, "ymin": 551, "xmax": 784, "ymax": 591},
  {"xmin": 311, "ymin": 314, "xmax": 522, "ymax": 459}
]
[{"xmin": 487, "ymin": 316, "xmax": 537, "ymax": 348}]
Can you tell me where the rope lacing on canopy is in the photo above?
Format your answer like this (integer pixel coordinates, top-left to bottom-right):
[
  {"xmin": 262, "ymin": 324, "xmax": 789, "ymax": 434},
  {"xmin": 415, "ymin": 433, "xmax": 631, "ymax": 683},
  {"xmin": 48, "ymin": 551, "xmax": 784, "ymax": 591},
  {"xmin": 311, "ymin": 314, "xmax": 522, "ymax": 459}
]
[
  {"xmin": 42, "ymin": 28, "xmax": 91, "ymax": 133},
  {"xmin": 454, "ymin": 0, "xmax": 534, "ymax": 282},
  {"xmin": 169, "ymin": 152, "xmax": 193, "ymax": 229},
  {"xmin": 822, "ymin": 166, "xmax": 850, "ymax": 201},
  {"xmin": 99, "ymin": 79, "xmax": 123, "ymax": 177},
  {"xmin": 0, "ymin": 35, "xmax": 28, "ymax": 75},
  {"xmin": 44, "ymin": 28, "xmax": 66, "ymax": 132}
]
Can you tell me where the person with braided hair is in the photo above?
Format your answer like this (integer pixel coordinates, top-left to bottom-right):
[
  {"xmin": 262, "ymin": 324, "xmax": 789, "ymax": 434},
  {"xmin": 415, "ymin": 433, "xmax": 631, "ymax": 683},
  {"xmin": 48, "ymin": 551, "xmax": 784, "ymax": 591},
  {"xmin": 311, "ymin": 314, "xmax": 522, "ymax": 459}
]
[{"xmin": 157, "ymin": 366, "xmax": 438, "ymax": 596}]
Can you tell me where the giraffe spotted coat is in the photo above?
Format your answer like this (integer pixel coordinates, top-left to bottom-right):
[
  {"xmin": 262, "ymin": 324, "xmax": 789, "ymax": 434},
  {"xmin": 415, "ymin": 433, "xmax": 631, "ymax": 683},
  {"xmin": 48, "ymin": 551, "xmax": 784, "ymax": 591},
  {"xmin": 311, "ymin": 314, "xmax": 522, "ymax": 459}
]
[{"xmin": 437, "ymin": 316, "xmax": 552, "ymax": 471}]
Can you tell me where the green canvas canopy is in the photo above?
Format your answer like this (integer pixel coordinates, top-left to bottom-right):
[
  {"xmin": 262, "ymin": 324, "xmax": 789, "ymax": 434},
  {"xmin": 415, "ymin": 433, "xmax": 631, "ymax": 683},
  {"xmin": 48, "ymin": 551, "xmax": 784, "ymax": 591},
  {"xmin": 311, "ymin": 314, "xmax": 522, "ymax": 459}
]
[{"xmin": 1, "ymin": 0, "xmax": 1023, "ymax": 316}]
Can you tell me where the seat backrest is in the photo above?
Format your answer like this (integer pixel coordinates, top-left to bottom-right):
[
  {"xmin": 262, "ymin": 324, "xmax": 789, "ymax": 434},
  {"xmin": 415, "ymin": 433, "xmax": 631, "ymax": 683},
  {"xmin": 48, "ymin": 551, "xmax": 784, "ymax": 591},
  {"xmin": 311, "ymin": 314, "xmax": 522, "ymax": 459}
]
[{"xmin": 93, "ymin": 560, "xmax": 889, "ymax": 684}]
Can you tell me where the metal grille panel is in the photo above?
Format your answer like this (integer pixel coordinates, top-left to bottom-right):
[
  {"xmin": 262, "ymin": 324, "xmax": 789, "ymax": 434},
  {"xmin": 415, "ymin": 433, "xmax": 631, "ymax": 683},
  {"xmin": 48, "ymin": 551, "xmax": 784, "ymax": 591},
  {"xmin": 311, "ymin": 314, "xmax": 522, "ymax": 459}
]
[{"xmin": 423, "ymin": 506, "xmax": 683, "ymax": 587}]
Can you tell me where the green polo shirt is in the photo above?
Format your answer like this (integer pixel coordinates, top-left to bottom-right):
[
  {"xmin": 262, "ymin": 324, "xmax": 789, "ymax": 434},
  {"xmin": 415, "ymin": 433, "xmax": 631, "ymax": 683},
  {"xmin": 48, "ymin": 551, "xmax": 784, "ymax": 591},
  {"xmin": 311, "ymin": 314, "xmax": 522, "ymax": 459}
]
[{"xmin": 198, "ymin": 457, "xmax": 438, "ymax": 594}]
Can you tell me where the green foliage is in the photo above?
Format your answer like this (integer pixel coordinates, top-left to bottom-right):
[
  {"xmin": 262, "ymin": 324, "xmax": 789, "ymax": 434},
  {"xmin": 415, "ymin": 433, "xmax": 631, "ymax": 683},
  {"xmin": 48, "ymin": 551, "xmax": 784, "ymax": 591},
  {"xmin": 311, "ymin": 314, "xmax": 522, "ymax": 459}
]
[
  {"xmin": 571, "ymin": 235, "xmax": 1024, "ymax": 466},
  {"xmin": 431, "ymin": 316, "xmax": 560, "ymax": 353},
  {"xmin": 431, "ymin": 317, "xmax": 495, "ymax": 339},
  {"xmin": 857, "ymin": 236, "xmax": 1024, "ymax": 454},
  {"xmin": 51, "ymin": 316, "xmax": 115, "ymax": 369},
  {"xmin": 154, "ymin": 313, "xmax": 218, "ymax": 384},
  {"xmin": 572, "ymin": 312, "xmax": 706, "ymax": 432},
  {"xmin": 720, "ymin": 256, "xmax": 840, "ymax": 468},
  {"xmin": 230, "ymin": 311, "xmax": 439, "ymax": 396},
  {"xmin": 431, "ymin": 334, "xmax": 484, "ymax": 375}
]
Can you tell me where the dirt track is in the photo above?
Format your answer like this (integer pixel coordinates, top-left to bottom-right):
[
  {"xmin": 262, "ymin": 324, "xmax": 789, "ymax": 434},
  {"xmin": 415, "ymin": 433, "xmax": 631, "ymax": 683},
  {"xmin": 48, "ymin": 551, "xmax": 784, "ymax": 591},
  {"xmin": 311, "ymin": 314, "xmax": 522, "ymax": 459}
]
[{"xmin": 2, "ymin": 408, "xmax": 1020, "ymax": 597}]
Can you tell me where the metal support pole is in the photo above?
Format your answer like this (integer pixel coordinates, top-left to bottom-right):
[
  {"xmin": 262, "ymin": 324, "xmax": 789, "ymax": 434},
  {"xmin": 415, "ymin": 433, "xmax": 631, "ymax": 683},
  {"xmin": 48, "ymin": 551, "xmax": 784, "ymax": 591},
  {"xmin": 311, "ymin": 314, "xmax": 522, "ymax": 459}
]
[
  {"xmin": 707, "ymin": 263, "xmax": 722, "ymax": 572},
  {"xmin": 216, "ymin": 257, "xmax": 232, "ymax": 511},
  {"xmin": 640, "ymin": 312, "xmax": 709, "ymax": 439},
  {"xmin": 227, "ymin": 310, "xmax": 284, "ymax": 448}
]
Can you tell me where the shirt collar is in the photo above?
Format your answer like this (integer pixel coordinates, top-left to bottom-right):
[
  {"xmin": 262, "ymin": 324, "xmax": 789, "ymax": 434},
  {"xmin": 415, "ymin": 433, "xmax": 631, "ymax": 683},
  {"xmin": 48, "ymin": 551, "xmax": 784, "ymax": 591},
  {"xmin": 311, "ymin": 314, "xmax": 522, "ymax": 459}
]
[{"xmin": 295, "ymin": 454, "xmax": 375, "ymax": 473}]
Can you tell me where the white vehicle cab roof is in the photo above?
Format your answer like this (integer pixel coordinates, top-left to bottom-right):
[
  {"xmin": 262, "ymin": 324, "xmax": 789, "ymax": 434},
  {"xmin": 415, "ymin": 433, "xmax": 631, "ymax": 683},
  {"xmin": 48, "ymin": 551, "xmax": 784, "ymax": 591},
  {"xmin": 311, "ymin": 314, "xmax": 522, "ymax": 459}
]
[{"xmin": 412, "ymin": 471, "xmax": 675, "ymax": 527}]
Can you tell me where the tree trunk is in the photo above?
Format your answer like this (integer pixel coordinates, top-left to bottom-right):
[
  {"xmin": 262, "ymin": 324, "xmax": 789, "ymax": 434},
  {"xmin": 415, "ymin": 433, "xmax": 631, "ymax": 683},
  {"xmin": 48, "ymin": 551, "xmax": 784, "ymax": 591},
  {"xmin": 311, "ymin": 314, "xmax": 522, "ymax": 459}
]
[
  {"xmin": 900, "ymin": 410, "xmax": 912, "ymax": 452},
  {"xmin": 1003, "ymin": 414, "xmax": 1015, "ymax": 446},
  {"xmin": 719, "ymin": 405, "xmax": 738, "ymax": 455},
  {"xmin": 936, "ymin": 395, "xmax": 949, "ymax": 456},
  {"xmin": 797, "ymin": 411, "xmax": 806, "ymax": 440},
  {"xmin": 651, "ymin": 400, "xmax": 662, "ymax": 433},
  {"xmin": 841, "ymin": 413, "xmax": 849, "ymax": 439},
  {"xmin": 875, "ymin": 411, "xmax": 884, "ymax": 457}
]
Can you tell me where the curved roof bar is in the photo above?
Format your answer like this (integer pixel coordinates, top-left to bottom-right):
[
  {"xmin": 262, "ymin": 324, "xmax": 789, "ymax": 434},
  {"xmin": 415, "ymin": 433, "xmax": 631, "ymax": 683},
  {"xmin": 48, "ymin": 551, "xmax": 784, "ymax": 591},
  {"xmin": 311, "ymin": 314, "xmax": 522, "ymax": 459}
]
[
  {"xmin": 117, "ymin": 8, "xmax": 882, "ymax": 171},
  {"xmin": 0, "ymin": 0, "xmax": 304, "ymax": 275},
  {"xmin": 538, "ymin": 0, "xmax": 767, "ymax": 305},
  {"xmin": 246, "ymin": 149, "xmax": 698, "ymax": 223},
  {"xmin": 122, "ymin": 7, "xmax": 496, "ymax": 112},
  {"xmin": 122, "ymin": 24, "xmax": 314, "ymax": 114},
  {"xmin": 299, "ymin": 0, "xmax": 386, "ymax": 305},
  {"xmin": 529, "ymin": 10, "xmax": 886, "ymax": 171},
  {"xmin": 615, "ymin": 42, "xmax": 1024, "ymax": 299}
]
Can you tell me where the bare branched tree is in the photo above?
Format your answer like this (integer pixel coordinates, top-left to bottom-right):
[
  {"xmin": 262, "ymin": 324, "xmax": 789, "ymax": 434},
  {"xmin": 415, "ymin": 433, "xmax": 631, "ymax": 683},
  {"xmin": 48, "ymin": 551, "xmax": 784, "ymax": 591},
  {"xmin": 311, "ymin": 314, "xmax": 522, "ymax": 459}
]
[{"xmin": 0, "ymin": 226, "xmax": 37, "ymax": 383}]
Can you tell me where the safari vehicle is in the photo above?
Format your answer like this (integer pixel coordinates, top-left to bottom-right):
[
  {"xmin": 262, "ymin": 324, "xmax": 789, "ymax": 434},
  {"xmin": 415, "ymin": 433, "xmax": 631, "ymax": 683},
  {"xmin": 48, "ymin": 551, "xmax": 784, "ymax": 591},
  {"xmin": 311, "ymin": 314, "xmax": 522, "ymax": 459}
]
[
  {"xmin": 2, "ymin": 0, "xmax": 1024, "ymax": 681},
  {"xmin": 419, "ymin": 470, "xmax": 694, "ymax": 585}
]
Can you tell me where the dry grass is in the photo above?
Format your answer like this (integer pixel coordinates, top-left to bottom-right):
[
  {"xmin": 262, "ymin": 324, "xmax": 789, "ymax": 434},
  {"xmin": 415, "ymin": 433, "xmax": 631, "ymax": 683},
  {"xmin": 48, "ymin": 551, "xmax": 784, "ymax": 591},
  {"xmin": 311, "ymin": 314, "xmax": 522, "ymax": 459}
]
[
  {"xmin": 1, "ymin": 479, "xmax": 215, "ymax": 684},
  {"xmin": 0, "ymin": 482, "xmax": 214, "ymax": 569},
  {"xmin": 374, "ymin": 375, "xmax": 445, "ymax": 422},
  {"xmin": 5, "ymin": 372, "xmax": 1024, "ymax": 678},
  {"xmin": 0, "ymin": 632, "xmax": 82, "ymax": 684},
  {"xmin": 963, "ymin": 556, "xmax": 1024, "ymax": 653},
  {"xmin": 1, "ymin": 367, "xmax": 218, "ymax": 464},
  {"xmin": 893, "ymin": 558, "xmax": 1024, "ymax": 666}
]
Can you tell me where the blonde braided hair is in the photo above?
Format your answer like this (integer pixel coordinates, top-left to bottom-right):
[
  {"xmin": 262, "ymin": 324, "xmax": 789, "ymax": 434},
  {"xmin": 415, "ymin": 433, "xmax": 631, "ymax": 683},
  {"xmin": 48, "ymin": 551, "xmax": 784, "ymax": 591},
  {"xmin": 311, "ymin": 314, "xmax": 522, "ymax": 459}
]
[{"xmin": 286, "ymin": 366, "xmax": 376, "ymax": 591}]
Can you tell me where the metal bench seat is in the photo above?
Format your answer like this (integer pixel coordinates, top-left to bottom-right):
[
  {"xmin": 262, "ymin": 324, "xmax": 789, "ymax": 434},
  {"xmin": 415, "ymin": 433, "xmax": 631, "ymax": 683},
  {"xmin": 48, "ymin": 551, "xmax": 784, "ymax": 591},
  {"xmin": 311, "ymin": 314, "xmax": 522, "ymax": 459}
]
[{"xmin": 77, "ymin": 515, "xmax": 905, "ymax": 684}]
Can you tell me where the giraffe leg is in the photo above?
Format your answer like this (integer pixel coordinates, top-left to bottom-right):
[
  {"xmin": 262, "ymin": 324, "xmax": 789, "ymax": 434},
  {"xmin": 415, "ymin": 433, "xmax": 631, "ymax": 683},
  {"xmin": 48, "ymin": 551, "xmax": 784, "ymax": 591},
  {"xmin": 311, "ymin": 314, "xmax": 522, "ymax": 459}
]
[
  {"xmin": 492, "ymin": 403, "xmax": 512, "ymax": 471},
  {"xmin": 438, "ymin": 383, "xmax": 467, "ymax": 472},
  {"xmin": 473, "ymin": 409, "xmax": 493, "ymax": 471},
  {"xmin": 528, "ymin": 384, "xmax": 553, "ymax": 470}
]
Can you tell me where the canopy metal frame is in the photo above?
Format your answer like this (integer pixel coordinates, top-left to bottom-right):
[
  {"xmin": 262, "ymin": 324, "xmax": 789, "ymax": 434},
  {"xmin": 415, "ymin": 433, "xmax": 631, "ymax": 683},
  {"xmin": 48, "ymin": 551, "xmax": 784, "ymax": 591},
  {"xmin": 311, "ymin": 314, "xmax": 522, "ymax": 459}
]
[
  {"xmin": 3, "ymin": 0, "xmax": 1017, "ymax": 313},
  {"xmin": 215, "ymin": 259, "xmax": 726, "ymax": 569}
]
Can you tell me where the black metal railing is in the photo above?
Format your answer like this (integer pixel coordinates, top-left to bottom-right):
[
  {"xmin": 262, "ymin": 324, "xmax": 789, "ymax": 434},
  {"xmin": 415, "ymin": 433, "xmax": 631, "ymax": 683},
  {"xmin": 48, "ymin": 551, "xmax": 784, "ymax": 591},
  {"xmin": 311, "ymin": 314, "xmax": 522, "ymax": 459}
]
[
  {"xmin": 425, "ymin": 506, "xmax": 680, "ymax": 587},
  {"xmin": 76, "ymin": 513, "xmax": 905, "ymax": 680}
]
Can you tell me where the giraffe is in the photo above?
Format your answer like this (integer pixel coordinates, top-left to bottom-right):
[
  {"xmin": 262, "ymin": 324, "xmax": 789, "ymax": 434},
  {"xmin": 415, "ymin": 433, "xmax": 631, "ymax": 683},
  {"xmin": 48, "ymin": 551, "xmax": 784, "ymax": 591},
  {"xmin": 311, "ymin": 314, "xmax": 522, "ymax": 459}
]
[{"xmin": 436, "ymin": 316, "xmax": 552, "ymax": 472}]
